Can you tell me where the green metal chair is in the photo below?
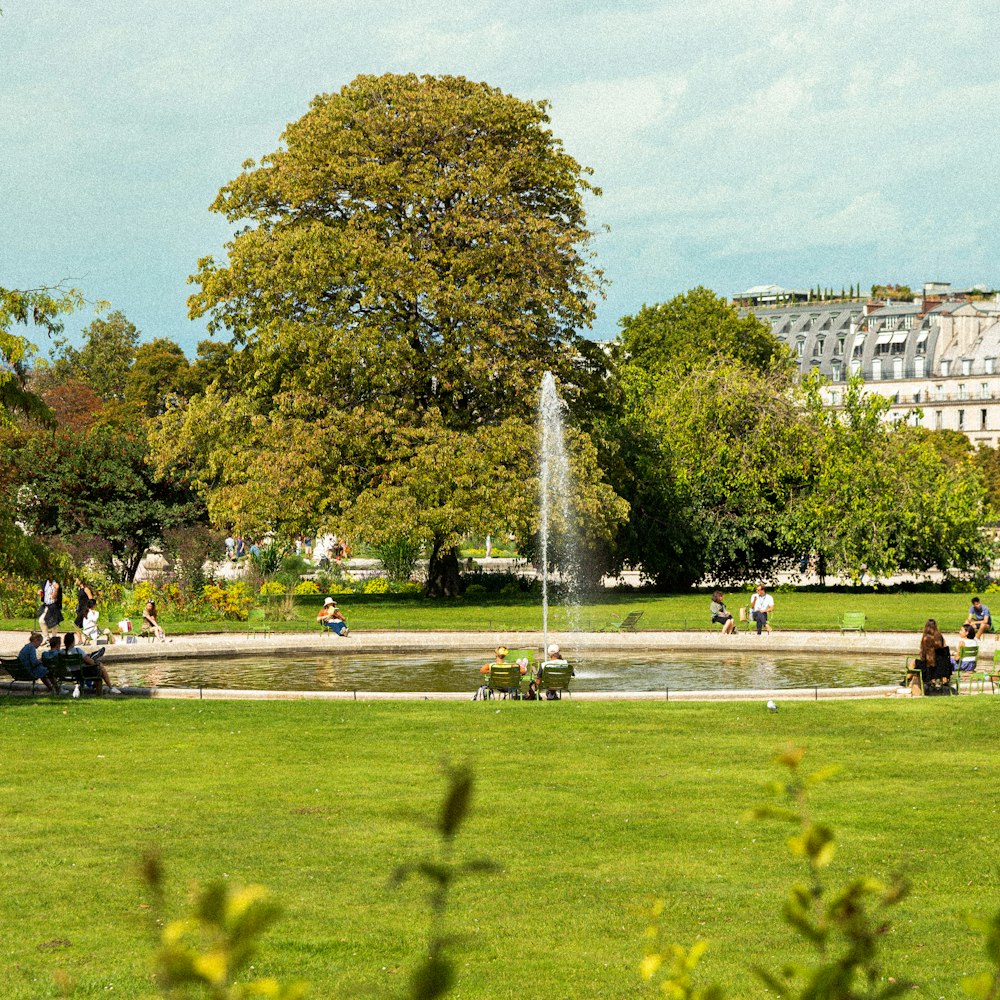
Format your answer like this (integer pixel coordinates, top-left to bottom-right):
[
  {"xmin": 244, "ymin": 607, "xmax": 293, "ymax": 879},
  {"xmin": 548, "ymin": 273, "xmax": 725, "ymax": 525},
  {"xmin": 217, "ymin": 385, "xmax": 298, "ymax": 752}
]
[
  {"xmin": 486, "ymin": 663, "xmax": 524, "ymax": 699},
  {"xmin": 537, "ymin": 660, "xmax": 573, "ymax": 700},
  {"xmin": 902, "ymin": 656, "xmax": 924, "ymax": 695},
  {"xmin": 597, "ymin": 611, "xmax": 643, "ymax": 633},
  {"xmin": 247, "ymin": 608, "xmax": 272, "ymax": 638},
  {"xmin": 1, "ymin": 656, "xmax": 43, "ymax": 694},
  {"xmin": 839, "ymin": 611, "xmax": 866, "ymax": 635},
  {"xmin": 955, "ymin": 642, "xmax": 985, "ymax": 694}
]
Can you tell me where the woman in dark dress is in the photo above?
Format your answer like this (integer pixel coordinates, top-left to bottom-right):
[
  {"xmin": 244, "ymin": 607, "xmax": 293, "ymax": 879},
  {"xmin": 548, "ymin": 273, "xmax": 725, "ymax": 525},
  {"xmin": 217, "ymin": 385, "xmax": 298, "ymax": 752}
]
[{"xmin": 74, "ymin": 578, "xmax": 95, "ymax": 644}]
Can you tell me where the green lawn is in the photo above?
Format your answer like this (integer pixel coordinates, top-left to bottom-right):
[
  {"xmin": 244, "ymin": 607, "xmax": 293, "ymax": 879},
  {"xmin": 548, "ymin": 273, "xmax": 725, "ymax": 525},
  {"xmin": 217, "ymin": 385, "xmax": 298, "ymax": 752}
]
[
  {"xmin": 2, "ymin": 588, "xmax": 988, "ymax": 635},
  {"xmin": 1, "ymin": 696, "xmax": 997, "ymax": 998}
]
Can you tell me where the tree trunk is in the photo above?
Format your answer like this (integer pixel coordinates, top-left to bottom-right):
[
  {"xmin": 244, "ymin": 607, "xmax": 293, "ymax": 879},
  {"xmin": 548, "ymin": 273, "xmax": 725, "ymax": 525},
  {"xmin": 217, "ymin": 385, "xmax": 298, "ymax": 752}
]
[{"xmin": 426, "ymin": 540, "xmax": 462, "ymax": 597}]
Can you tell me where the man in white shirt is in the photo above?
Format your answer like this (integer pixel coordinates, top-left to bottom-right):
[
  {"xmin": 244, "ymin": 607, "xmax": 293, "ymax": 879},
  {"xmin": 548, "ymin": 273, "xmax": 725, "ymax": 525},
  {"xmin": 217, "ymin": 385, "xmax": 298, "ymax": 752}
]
[{"xmin": 750, "ymin": 584, "xmax": 774, "ymax": 635}]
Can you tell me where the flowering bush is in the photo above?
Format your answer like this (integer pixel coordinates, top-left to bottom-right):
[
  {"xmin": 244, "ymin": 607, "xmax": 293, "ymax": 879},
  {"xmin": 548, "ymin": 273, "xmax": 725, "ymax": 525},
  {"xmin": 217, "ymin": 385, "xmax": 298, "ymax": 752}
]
[
  {"xmin": 391, "ymin": 581, "xmax": 424, "ymax": 595},
  {"xmin": 362, "ymin": 577, "xmax": 391, "ymax": 595},
  {"xmin": 202, "ymin": 581, "xmax": 255, "ymax": 620},
  {"xmin": 293, "ymin": 580, "xmax": 320, "ymax": 596},
  {"xmin": 259, "ymin": 580, "xmax": 286, "ymax": 597},
  {"xmin": 0, "ymin": 574, "xmax": 40, "ymax": 617},
  {"xmin": 130, "ymin": 580, "xmax": 156, "ymax": 612}
]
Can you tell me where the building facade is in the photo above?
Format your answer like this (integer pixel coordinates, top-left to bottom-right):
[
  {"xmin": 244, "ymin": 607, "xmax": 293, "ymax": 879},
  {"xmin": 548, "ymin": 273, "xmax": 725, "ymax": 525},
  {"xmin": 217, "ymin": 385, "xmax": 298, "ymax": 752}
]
[{"xmin": 738, "ymin": 286, "xmax": 1000, "ymax": 446}]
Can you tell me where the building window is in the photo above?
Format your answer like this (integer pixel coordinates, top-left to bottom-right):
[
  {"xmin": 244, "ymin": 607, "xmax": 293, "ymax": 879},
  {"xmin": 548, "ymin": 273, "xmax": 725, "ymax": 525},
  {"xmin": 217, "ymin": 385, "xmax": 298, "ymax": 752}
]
[
  {"xmin": 831, "ymin": 362, "xmax": 842, "ymax": 382},
  {"xmin": 850, "ymin": 359, "xmax": 862, "ymax": 375},
  {"xmin": 986, "ymin": 358, "xmax": 995, "ymax": 374},
  {"xmin": 935, "ymin": 410, "xmax": 943, "ymax": 429},
  {"xmin": 982, "ymin": 383, "xmax": 990, "ymax": 399},
  {"xmin": 959, "ymin": 384, "xmax": 967, "ymax": 400},
  {"xmin": 872, "ymin": 358, "xmax": 882, "ymax": 380},
  {"xmin": 892, "ymin": 357, "xmax": 903, "ymax": 379},
  {"xmin": 796, "ymin": 338, "xmax": 805, "ymax": 358},
  {"xmin": 914, "ymin": 356, "xmax": 926, "ymax": 377},
  {"xmin": 982, "ymin": 409, "xmax": 989, "ymax": 431},
  {"xmin": 830, "ymin": 391, "xmax": 838, "ymax": 406},
  {"xmin": 958, "ymin": 409, "xmax": 965, "ymax": 430},
  {"xmin": 835, "ymin": 338, "xmax": 845, "ymax": 356},
  {"xmin": 941, "ymin": 360, "xmax": 951, "ymax": 375},
  {"xmin": 962, "ymin": 359, "xmax": 973, "ymax": 376}
]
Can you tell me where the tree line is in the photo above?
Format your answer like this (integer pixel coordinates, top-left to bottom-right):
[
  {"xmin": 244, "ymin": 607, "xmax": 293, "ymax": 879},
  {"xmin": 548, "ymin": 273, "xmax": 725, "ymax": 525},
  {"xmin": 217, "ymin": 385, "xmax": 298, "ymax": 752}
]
[{"xmin": 1, "ymin": 73, "xmax": 996, "ymax": 593}]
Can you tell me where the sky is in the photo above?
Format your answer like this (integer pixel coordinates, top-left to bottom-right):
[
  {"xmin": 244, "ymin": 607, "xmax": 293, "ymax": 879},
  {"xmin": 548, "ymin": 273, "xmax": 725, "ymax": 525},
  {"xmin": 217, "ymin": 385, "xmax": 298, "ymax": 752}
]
[{"xmin": 2, "ymin": 0, "xmax": 999, "ymax": 357}]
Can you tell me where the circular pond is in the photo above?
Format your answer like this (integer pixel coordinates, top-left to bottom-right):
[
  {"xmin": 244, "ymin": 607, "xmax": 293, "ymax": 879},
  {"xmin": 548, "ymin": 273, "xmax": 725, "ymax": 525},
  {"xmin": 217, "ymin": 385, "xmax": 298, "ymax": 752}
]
[{"xmin": 106, "ymin": 650, "xmax": 903, "ymax": 693}]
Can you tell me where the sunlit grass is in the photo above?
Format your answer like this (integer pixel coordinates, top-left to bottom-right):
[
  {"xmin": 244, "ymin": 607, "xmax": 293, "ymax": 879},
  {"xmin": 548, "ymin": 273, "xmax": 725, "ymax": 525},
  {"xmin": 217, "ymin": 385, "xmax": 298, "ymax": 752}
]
[
  {"xmin": 1, "ymin": 588, "xmax": 986, "ymax": 637},
  {"xmin": 0, "ymin": 696, "xmax": 996, "ymax": 998}
]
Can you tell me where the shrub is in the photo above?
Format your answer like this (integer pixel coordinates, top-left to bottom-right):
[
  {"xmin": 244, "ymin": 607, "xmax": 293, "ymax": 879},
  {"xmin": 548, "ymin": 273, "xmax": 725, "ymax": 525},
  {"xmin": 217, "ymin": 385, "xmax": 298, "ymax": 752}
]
[
  {"xmin": 130, "ymin": 580, "xmax": 155, "ymax": 612},
  {"xmin": 463, "ymin": 583, "xmax": 487, "ymax": 598},
  {"xmin": 161, "ymin": 525, "xmax": 222, "ymax": 592},
  {"xmin": 0, "ymin": 574, "xmax": 39, "ymax": 618},
  {"xmin": 202, "ymin": 581, "xmax": 254, "ymax": 620},
  {"xmin": 293, "ymin": 580, "xmax": 320, "ymax": 596},
  {"xmin": 392, "ymin": 581, "xmax": 424, "ymax": 595},
  {"xmin": 372, "ymin": 537, "xmax": 421, "ymax": 583},
  {"xmin": 259, "ymin": 580, "xmax": 286, "ymax": 597},
  {"xmin": 250, "ymin": 542, "xmax": 284, "ymax": 580},
  {"xmin": 276, "ymin": 554, "xmax": 311, "ymax": 587},
  {"xmin": 363, "ymin": 576, "xmax": 391, "ymax": 595}
]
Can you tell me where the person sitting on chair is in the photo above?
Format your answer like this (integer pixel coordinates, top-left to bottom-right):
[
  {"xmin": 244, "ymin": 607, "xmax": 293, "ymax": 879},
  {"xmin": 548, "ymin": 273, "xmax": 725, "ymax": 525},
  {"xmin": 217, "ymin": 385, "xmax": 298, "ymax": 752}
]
[
  {"xmin": 143, "ymin": 600, "xmax": 167, "ymax": 641},
  {"xmin": 750, "ymin": 584, "xmax": 774, "ymax": 635},
  {"xmin": 955, "ymin": 623, "xmax": 980, "ymax": 671},
  {"xmin": 478, "ymin": 645, "xmax": 523, "ymax": 698},
  {"xmin": 62, "ymin": 632, "xmax": 120, "ymax": 695},
  {"xmin": 965, "ymin": 597, "xmax": 993, "ymax": 640},
  {"xmin": 17, "ymin": 632, "xmax": 58, "ymax": 693},
  {"xmin": 317, "ymin": 597, "xmax": 350, "ymax": 636},
  {"xmin": 710, "ymin": 591, "xmax": 736, "ymax": 634},
  {"xmin": 537, "ymin": 643, "xmax": 574, "ymax": 700}
]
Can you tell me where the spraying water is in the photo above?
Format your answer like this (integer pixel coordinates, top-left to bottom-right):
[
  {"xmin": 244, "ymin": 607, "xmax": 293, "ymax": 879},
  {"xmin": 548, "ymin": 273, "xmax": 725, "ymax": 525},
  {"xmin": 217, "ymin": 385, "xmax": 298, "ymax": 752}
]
[{"xmin": 538, "ymin": 372, "xmax": 581, "ymax": 657}]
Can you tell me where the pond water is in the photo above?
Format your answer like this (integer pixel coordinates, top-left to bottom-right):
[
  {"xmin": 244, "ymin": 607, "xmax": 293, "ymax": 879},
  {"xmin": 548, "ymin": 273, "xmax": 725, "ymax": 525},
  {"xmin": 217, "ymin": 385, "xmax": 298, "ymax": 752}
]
[{"xmin": 106, "ymin": 651, "xmax": 903, "ymax": 693}]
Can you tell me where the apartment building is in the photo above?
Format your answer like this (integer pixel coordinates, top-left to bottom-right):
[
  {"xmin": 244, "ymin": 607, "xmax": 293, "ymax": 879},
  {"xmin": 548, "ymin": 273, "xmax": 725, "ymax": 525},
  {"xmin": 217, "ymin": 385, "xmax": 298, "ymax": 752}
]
[{"xmin": 738, "ymin": 284, "xmax": 1000, "ymax": 446}]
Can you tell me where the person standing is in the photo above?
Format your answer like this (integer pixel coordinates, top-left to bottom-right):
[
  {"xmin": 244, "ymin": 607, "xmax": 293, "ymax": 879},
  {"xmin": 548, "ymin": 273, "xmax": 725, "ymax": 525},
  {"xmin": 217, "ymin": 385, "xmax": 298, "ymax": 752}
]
[
  {"xmin": 750, "ymin": 584, "xmax": 774, "ymax": 635},
  {"xmin": 73, "ymin": 578, "xmax": 95, "ymax": 645},
  {"xmin": 37, "ymin": 576, "xmax": 63, "ymax": 641}
]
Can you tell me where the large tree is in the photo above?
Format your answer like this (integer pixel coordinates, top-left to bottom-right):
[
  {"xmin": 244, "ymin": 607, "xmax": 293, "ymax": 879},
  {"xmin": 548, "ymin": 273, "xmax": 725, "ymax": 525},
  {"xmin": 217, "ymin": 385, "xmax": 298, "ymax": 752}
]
[
  {"xmin": 785, "ymin": 375, "xmax": 992, "ymax": 583},
  {"xmin": 614, "ymin": 287, "xmax": 791, "ymax": 377},
  {"xmin": 16, "ymin": 419, "xmax": 205, "ymax": 582},
  {"xmin": 163, "ymin": 73, "xmax": 624, "ymax": 593},
  {"xmin": 35, "ymin": 309, "xmax": 140, "ymax": 402},
  {"xmin": 604, "ymin": 290, "xmax": 797, "ymax": 585}
]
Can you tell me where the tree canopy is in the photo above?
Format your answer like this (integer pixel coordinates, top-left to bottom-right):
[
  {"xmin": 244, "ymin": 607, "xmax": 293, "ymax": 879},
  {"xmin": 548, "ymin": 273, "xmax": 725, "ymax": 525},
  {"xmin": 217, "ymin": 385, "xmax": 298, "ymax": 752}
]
[
  {"xmin": 189, "ymin": 72, "xmax": 605, "ymax": 422},
  {"xmin": 164, "ymin": 73, "xmax": 625, "ymax": 593},
  {"xmin": 616, "ymin": 287, "xmax": 791, "ymax": 377}
]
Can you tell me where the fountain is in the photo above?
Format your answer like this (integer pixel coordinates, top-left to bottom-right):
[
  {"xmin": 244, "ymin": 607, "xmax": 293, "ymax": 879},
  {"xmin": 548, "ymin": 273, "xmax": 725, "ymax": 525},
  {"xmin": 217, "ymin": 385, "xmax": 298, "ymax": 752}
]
[{"xmin": 538, "ymin": 372, "xmax": 581, "ymax": 657}]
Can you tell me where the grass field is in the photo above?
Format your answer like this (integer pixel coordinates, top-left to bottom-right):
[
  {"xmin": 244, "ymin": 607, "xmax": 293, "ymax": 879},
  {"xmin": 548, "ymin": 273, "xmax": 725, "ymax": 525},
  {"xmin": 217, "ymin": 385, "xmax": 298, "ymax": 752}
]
[
  {"xmin": 1, "ymin": 696, "xmax": 997, "ymax": 998},
  {"xmin": 1, "ymin": 588, "xmax": 991, "ymax": 637}
]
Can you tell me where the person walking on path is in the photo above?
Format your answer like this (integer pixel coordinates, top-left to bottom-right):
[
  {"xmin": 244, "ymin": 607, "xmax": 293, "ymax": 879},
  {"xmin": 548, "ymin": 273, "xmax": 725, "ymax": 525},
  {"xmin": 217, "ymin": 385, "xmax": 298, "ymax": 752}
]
[
  {"xmin": 750, "ymin": 584, "xmax": 774, "ymax": 635},
  {"xmin": 37, "ymin": 577, "xmax": 63, "ymax": 641}
]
